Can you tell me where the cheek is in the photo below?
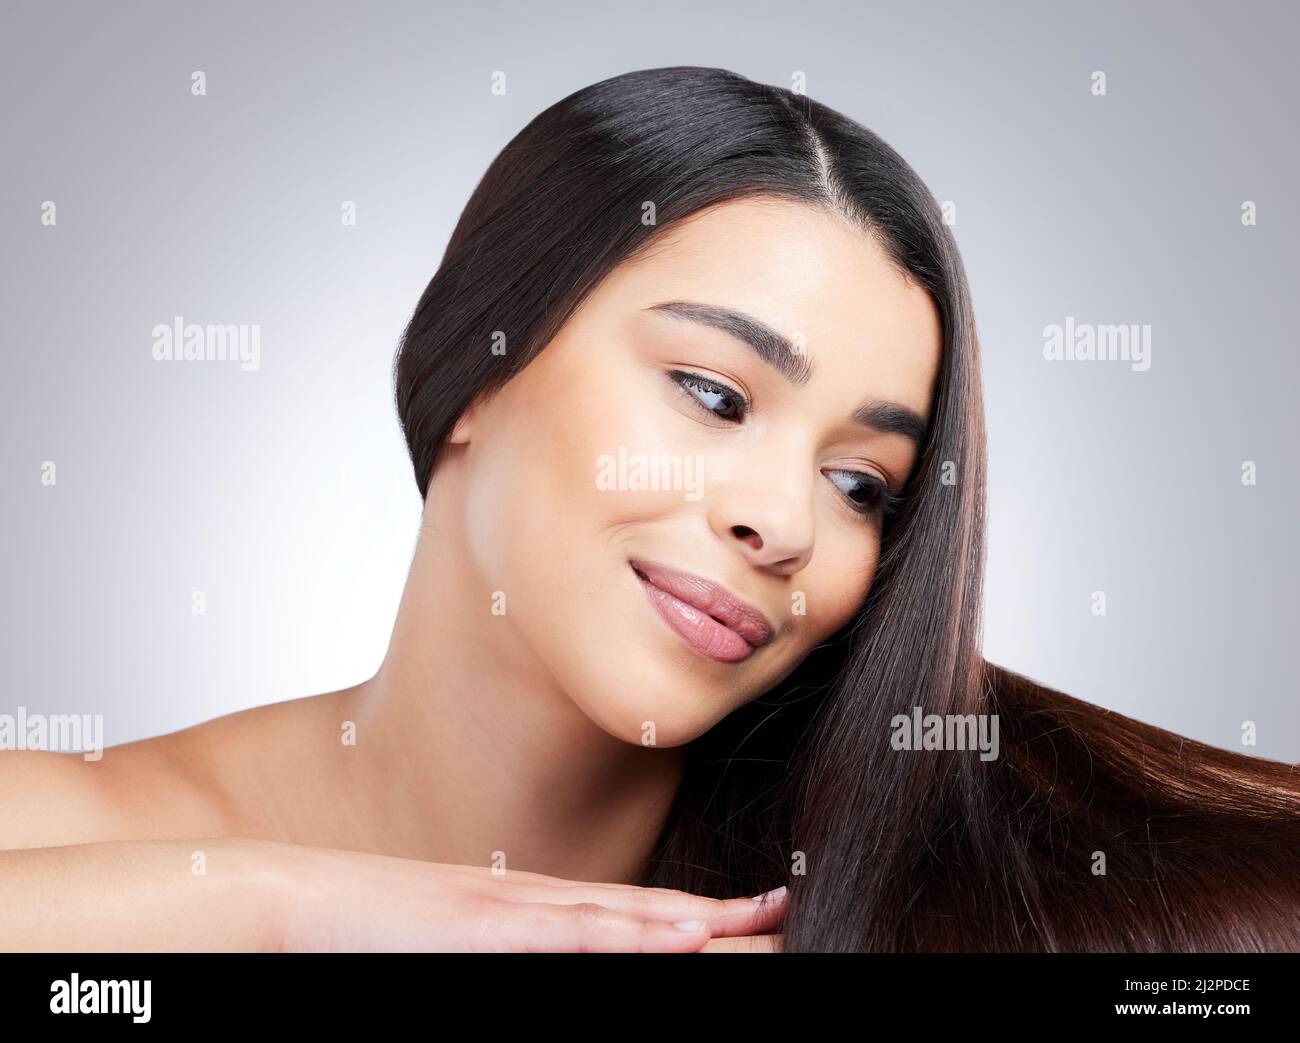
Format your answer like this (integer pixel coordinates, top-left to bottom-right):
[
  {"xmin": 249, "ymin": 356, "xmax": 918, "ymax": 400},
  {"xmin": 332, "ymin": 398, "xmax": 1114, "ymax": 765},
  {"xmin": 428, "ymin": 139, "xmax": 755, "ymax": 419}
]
[
  {"xmin": 792, "ymin": 530, "xmax": 880, "ymax": 638},
  {"xmin": 547, "ymin": 361, "xmax": 691, "ymax": 528},
  {"xmin": 461, "ymin": 369, "xmax": 640, "ymax": 595},
  {"xmin": 460, "ymin": 401, "xmax": 571, "ymax": 585}
]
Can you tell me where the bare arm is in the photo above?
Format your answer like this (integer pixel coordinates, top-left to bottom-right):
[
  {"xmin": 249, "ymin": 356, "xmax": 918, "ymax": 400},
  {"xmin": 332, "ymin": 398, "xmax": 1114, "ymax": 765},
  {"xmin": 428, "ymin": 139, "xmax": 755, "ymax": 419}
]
[
  {"xmin": 0, "ymin": 750, "xmax": 286, "ymax": 951},
  {"xmin": 0, "ymin": 751, "xmax": 787, "ymax": 951},
  {"xmin": 0, "ymin": 836, "xmax": 286, "ymax": 952}
]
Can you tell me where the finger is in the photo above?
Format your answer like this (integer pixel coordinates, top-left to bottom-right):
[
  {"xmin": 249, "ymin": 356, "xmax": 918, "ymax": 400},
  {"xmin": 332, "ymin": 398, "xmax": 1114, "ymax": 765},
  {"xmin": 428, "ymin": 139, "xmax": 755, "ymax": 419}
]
[
  {"xmin": 449, "ymin": 861, "xmax": 769, "ymax": 904},
  {"xmin": 701, "ymin": 888, "xmax": 787, "ymax": 937},
  {"xmin": 487, "ymin": 879, "xmax": 789, "ymax": 938},
  {"xmin": 446, "ymin": 863, "xmax": 789, "ymax": 936},
  {"xmin": 475, "ymin": 899, "xmax": 713, "ymax": 953},
  {"xmin": 697, "ymin": 933, "xmax": 783, "ymax": 953}
]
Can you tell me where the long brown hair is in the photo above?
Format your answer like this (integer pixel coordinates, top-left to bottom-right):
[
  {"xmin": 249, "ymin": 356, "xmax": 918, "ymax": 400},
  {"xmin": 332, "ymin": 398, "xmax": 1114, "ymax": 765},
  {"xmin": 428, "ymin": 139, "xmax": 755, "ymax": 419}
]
[{"xmin": 393, "ymin": 66, "xmax": 1300, "ymax": 951}]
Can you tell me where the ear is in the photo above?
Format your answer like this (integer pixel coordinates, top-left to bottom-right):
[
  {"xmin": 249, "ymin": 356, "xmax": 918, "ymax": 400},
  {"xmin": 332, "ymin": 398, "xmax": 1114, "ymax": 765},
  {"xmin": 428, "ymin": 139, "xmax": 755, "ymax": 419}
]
[
  {"xmin": 448, "ymin": 410, "xmax": 473, "ymax": 445},
  {"xmin": 448, "ymin": 380, "xmax": 504, "ymax": 445},
  {"xmin": 447, "ymin": 394, "xmax": 486, "ymax": 445}
]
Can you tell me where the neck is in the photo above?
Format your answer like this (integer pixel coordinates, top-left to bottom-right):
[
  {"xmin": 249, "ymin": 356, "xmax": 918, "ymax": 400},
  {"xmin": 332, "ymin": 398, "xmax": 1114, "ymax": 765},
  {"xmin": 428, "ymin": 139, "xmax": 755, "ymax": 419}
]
[{"xmin": 331, "ymin": 472, "xmax": 686, "ymax": 883}]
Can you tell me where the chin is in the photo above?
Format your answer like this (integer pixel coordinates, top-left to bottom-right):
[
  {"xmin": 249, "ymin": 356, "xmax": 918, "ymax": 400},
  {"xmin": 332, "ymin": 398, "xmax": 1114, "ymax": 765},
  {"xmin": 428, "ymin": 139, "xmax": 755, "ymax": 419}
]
[
  {"xmin": 539, "ymin": 564, "xmax": 762, "ymax": 746},
  {"xmin": 567, "ymin": 666, "xmax": 732, "ymax": 750}
]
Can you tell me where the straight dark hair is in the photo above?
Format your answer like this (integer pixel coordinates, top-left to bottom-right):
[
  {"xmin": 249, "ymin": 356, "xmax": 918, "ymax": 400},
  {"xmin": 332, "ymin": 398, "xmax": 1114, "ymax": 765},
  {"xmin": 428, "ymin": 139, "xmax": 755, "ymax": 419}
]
[{"xmin": 393, "ymin": 66, "xmax": 1300, "ymax": 951}]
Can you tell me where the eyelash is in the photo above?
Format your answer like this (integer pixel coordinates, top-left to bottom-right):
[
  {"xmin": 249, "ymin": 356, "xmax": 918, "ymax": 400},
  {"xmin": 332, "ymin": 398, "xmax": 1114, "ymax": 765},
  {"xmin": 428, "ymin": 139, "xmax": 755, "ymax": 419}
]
[{"xmin": 667, "ymin": 369, "xmax": 907, "ymax": 524}]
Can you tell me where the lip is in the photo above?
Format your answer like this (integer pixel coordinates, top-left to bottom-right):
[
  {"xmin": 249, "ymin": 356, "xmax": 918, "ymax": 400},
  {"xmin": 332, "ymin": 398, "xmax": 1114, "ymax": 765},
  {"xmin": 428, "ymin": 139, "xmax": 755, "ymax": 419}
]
[{"xmin": 629, "ymin": 558, "xmax": 775, "ymax": 663}]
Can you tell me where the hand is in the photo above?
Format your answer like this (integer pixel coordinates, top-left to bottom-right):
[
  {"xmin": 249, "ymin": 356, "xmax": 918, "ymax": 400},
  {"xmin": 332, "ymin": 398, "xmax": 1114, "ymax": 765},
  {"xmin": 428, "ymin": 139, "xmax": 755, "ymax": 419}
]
[{"xmin": 261, "ymin": 840, "xmax": 788, "ymax": 952}]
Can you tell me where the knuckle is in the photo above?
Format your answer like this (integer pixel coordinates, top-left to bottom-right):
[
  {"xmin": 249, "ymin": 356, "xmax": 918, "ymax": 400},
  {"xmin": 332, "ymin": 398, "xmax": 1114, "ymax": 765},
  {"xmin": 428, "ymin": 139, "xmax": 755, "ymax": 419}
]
[{"xmin": 570, "ymin": 901, "xmax": 610, "ymax": 928}]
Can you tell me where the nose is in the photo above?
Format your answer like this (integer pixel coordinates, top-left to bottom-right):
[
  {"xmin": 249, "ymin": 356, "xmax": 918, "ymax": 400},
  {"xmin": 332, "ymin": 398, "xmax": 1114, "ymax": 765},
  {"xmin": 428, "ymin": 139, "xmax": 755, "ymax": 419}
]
[{"xmin": 707, "ymin": 458, "xmax": 816, "ymax": 575}]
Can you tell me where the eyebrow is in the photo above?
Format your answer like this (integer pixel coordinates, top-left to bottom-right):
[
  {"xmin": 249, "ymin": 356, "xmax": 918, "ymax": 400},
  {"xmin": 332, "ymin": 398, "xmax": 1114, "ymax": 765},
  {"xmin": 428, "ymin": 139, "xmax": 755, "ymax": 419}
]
[{"xmin": 643, "ymin": 299, "xmax": 929, "ymax": 448}]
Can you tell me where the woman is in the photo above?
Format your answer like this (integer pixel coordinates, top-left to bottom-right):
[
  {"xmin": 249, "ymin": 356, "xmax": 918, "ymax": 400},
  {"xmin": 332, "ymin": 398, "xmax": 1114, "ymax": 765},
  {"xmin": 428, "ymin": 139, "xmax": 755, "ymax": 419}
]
[{"xmin": 4, "ymin": 66, "xmax": 1298, "ymax": 953}]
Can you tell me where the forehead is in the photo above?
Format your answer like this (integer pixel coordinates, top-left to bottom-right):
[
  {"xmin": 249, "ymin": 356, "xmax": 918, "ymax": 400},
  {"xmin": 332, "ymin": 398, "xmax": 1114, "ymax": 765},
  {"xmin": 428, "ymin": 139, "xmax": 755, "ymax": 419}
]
[{"xmin": 608, "ymin": 196, "xmax": 943, "ymax": 419}]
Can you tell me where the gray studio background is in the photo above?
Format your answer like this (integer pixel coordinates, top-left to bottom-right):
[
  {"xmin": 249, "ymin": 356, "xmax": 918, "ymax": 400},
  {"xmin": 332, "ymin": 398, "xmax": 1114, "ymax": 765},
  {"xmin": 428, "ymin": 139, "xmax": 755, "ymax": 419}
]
[{"xmin": 2, "ymin": 0, "xmax": 1296, "ymax": 761}]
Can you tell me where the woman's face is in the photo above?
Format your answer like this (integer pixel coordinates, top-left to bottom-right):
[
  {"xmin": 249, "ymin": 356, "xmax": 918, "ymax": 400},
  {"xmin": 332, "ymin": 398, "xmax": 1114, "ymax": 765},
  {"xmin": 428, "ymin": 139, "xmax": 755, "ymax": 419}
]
[{"xmin": 447, "ymin": 196, "xmax": 942, "ymax": 746}]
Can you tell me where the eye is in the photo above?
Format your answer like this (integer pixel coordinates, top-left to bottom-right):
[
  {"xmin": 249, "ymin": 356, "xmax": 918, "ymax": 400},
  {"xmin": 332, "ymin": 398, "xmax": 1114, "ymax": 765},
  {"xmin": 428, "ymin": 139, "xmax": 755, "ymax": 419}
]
[
  {"xmin": 824, "ymin": 469, "xmax": 907, "ymax": 524},
  {"xmin": 668, "ymin": 369, "xmax": 748, "ymax": 422},
  {"xmin": 668, "ymin": 368, "xmax": 907, "ymax": 525}
]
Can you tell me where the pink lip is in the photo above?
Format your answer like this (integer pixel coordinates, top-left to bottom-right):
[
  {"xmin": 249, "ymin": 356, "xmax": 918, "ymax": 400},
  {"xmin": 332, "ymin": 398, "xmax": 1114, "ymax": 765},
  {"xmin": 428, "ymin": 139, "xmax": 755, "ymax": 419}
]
[{"xmin": 629, "ymin": 559, "xmax": 774, "ymax": 664}]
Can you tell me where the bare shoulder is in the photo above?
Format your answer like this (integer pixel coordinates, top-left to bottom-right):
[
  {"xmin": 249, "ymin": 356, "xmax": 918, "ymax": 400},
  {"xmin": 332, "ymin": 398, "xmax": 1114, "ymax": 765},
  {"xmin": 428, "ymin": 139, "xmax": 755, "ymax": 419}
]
[{"xmin": 0, "ymin": 704, "xmax": 277, "ymax": 851}]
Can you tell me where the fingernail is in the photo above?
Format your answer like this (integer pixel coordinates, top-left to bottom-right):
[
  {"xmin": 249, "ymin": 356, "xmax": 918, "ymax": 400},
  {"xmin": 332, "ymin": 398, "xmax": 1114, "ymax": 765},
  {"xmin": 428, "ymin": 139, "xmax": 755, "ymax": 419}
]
[
  {"xmin": 673, "ymin": 920, "xmax": 705, "ymax": 931},
  {"xmin": 752, "ymin": 885, "xmax": 787, "ymax": 901}
]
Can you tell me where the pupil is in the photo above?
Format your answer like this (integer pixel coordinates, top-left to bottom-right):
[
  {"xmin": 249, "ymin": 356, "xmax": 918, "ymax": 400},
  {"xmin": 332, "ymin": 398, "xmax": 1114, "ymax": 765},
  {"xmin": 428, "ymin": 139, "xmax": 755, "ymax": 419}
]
[{"xmin": 689, "ymin": 378, "xmax": 735, "ymax": 418}]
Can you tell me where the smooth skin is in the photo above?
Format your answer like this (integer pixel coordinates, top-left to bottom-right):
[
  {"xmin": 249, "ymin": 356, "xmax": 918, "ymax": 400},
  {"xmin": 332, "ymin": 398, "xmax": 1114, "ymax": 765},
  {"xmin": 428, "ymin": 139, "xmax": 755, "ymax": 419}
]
[{"xmin": 0, "ymin": 195, "xmax": 941, "ymax": 951}]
